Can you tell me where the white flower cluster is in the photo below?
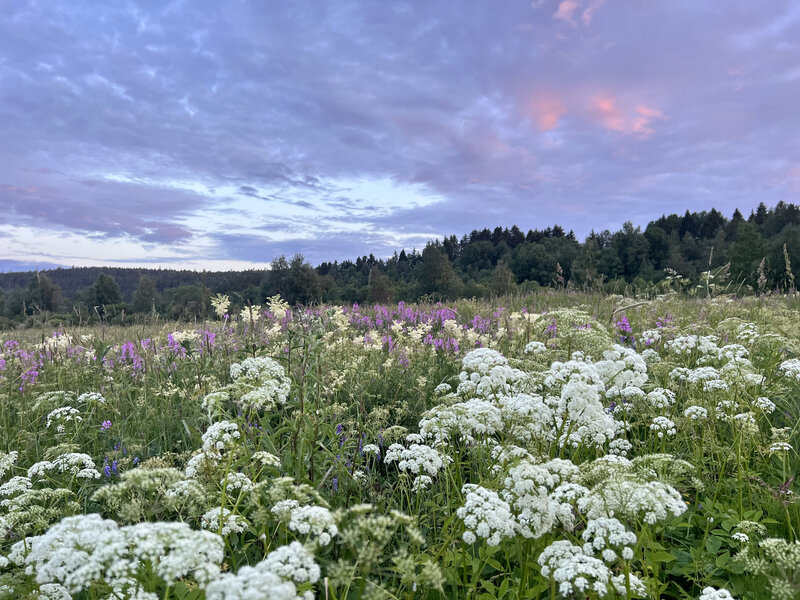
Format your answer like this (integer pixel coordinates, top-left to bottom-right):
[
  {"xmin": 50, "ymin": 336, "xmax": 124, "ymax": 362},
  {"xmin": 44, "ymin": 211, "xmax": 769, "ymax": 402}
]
[
  {"xmin": 698, "ymin": 587, "xmax": 736, "ymax": 600},
  {"xmin": 27, "ymin": 453, "xmax": 100, "ymax": 480},
  {"xmin": 8, "ymin": 514, "xmax": 223, "ymax": 593},
  {"xmin": 457, "ymin": 484, "xmax": 517, "ymax": 546},
  {"xmin": 221, "ymin": 472, "xmax": 254, "ymax": 494},
  {"xmin": 753, "ymin": 397, "xmax": 776, "ymax": 414},
  {"xmin": 581, "ymin": 517, "xmax": 636, "ymax": 562},
  {"xmin": 229, "ymin": 356, "xmax": 291, "ymax": 411},
  {"xmin": 0, "ymin": 451, "xmax": 18, "ymax": 481},
  {"xmin": 77, "ymin": 391, "xmax": 106, "ymax": 405},
  {"xmin": 778, "ymin": 358, "xmax": 800, "ymax": 380},
  {"xmin": 684, "ymin": 406, "xmax": 708, "ymax": 420},
  {"xmin": 580, "ymin": 478, "xmax": 687, "ymax": 525},
  {"xmin": 641, "ymin": 329, "xmax": 661, "ymax": 345},
  {"xmin": 537, "ymin": 541, "xmax": 611, "ymax": 597},
  {"xmin": 286, "ymin": 505, "xmax": 338, "ymax": 546},
  {"xmin": 650, "ymin": 416, "xmax": 677, "ymax": 438},
  {"xmin": 668, "ymin": 335, "xmax": 719, "ymax": 356},
  {"xmin": 384, "ymin": 443, "xmax": 452, "ymax": 477},
  {"xmin": 736, "ymin": 323, "xmax": 759, "ymax": 343},
  {"xmin": 608, "ymin": 439, "xmax": 633, "ymax": 456},
  {"xmin": 501, "ymin": 459, "xmax": 574, "ymax": 538},
  {"xmin": 594, "ymin": 345, "xmax": 648, "ymax": 397},
  {"xmin": 418, "ymin": 398, "xmax": 503, "ymax": 443},
  {"xmin": 253, "ymin": 451, "xmax": 281, "ymax": 467},
  {"xmin": 497, "ymin": 393, "xmax": 555, "ymax": 444},
  {"xmin": 201, "ymin": 507, "xmax": 248, "ymax": 536},
  {"xmin": 646, "ymin": 388, "xmax": 676, "ymax": 410},
  {"xmin": 456, "ymin": 348, "xmax": 527, "ymax": 398},
  {"xmin": 201, "ymin": 421, "xmax": 241, "ymax": 454},
  {"xmin": 524, "ymin": 341, "xmax": 548, "ymax": 355},
  {"xmin": 206, "ymin": 541, "xmax": 319, "ymax": 600},
  {"xmin": 45, "ymin": 407, "xmax": 82, "ymax": 432},
  {"xmin": 230, "ymin": 356, "xmax": 286, "ymax": 382},
  {"xmin": 555, "ymin": 379, "xmax": 620, "ymax": 449}
]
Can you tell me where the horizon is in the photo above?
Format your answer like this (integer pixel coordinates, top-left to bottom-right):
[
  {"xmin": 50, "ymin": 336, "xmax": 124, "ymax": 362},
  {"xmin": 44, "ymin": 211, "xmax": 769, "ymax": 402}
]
[
  {"xmin": 0, "ymin": 203, "xmax": 764, "ymax": 275},
  {"xmin": 2, "ymin": 2, "xmax": 798, "ymax": 270}
]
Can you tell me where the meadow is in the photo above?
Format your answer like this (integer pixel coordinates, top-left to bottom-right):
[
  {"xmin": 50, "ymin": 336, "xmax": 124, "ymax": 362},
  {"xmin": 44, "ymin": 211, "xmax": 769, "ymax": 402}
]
[{"xmin": 0, "ymin": 290, "xmax": 798, "ymax": 600}]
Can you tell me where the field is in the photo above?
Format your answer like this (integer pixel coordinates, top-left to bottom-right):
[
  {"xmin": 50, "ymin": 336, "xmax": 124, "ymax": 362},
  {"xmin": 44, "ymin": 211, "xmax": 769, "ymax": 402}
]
[{"xmin": 0, "ymin": 291, "xmax": 799, "ymax": 600}]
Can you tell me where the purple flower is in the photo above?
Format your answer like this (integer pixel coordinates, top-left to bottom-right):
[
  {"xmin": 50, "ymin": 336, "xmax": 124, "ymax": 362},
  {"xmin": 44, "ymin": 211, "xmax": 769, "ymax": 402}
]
[{"xmin": 100, "ymin": 420, "xmax": 112, "ymax": 431}]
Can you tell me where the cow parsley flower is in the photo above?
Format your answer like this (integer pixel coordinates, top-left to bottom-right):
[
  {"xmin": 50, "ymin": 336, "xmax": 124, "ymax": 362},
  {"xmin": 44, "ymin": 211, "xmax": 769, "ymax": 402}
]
[
  {"xmin": 0, "ymin": 450, "xmax": 18, "ymax": 480},
  {"xmin": 457, "ymin": 484, "xmax": 517, "ymax": 546},
  {"xmin": 650, "ymin": 417, "xmax": 677, "ymax": 438},
  {"xmin": 201, "ymin": 507, "xmax": 248, "ymax": 536},
  {"xmin": 27, "ymin": 453, "xmax": 101, "ymax": 480},
  {"xmin": 580, "ymin": 479, "xmax": 687, "ymax": 525},
  {"xmin": 221, "ymin": 472, "xmax": 254, "ymax": 494},
  {"xmin": 230, "ymin": 356, "xmax": 285, "ymax": 382},
  {"xmin": 699, "ymin": 587, "xmax": 736, "ymax": 600},
  {"xmin": 287, "ymin": 505, "xmax": 338, "ymax": 546},
  {"xmin": 524, "ymin": 341, "xmax": 547, "ymax": 355},
  {"xmin": 581, "ymin": 517, "xmax": 637, "ymax": 563},
  {"xmin": 384, "ymin": 443, "xmax": 452, "ymax": 477},
  {"xmin": 260, "ymin": 541, "xmax": 321, "ymax": 586},
  {"xmin": 684, "ymin": 406, "xmax": 708, "ymax": 420},
  {"xmin": 646, "ymin": 388, "xmax": 676, "ymax": 410},
  {"xmin": 754, "ymin": 397, "xmax": 776, "ymax": 414},
  {"xmin": 45, "ymin": 407, "xmax": 82, "ymax": 432},
  {"xmin": 538, "ymin": 541, "xmax": 611, "ymax": 597},
  {"xmin": 201, "ymin": 421, "xmax": 241, "ymax": 454},
  {"xmin": 253, "ymin": 451, "xmax": 282, "ymax": 467},
  {"xmin": 77, "ymin": 392, "xmax": 106, "ymax": 405},
  {"xmin": 779, "ymin": 358, "xmax": 800, "ymax": 381}
]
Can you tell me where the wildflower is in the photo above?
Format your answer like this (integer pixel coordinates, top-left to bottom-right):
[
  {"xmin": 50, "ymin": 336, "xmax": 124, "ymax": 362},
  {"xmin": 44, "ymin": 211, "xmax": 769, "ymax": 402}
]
[
  {"xmin": 0, "ymin": 450, "xmax": 18, "ymax": 480},
  {"xmin": 732, "ymin": 532, "xmax": 749, "ymax": 543},
  {"xmin": 538, "ymin": 541, "xmax": 611, "ymax": 597},
  {"xmin": 684, "ymin": 406, "xmax": 708, "ymax": 420},
  {"xmin": 100, "ymin": 420, "xmax": 112, "ymax": 431},
  {"xmin": 581, "ymin": 518, "xmax": 637, "ymax": 563},
  {"xmin": 201, "ymin": 507, "xmax": 248, "ymax": 536},
  {"xmin": 253, "ymin": 451, "xmax": 281, "ymax": 467},
  {"xmin": 769, "ymin": 442, "xmax": 793, "ymax": 453},
  {"xmin": 286, "ymin": 505, "xmax": 338, "ymax": 546},
  {"xmin": 457, "ymin": 484, "xmax": 517, "ymax": 546},
  {"xmin": 384, "ymin": 443, "xmax": 452, "ymax": 477},
  {"xmin": 699, "ymin": 587, "xmax": 736, "ymax": 600},
  {"xmin": 778, "ymin": 358, "xmax": 800, "ymax": 380},
  {"xmin": 210, "ymin": 293, "xmax": 231, "ymax": 319},
  {"xmin": 206, "ymin": 545, "xmax": 309, "ymax": 600},
  {"xmin": 754, "ymin": 397, "xmax": 776, "ymax": 414},
  {"xmin": 45, "ymin": 407, "xmax": 82, "ymax": 432},
  {"xmin": 650, "ymin": 417, "xmax": 677, "ymax": 438}
]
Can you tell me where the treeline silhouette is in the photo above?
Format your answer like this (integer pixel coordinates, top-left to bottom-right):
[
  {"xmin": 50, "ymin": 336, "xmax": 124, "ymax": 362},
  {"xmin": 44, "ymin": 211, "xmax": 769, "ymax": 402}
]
[{"xmin": 1, "ymin": 202, "xmax": 798, "ymax": 325}]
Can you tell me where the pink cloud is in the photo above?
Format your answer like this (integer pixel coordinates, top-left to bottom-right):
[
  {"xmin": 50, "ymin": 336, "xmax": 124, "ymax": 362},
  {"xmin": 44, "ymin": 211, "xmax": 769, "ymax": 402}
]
[
  {"xmin": 552, "ymin": 0, "xmax": 607, "ymax": 26},
  {"xmin": 553, "ymin": 1, "xmax": 579, "ymax": 26},
  {"xmin": 590, "ymin": 95, "xmax": 665, "ymax": 136},
  {"xmin": 533, "ymin": 98, "xmax": 568, "ymax": 130},
  {"xmin": 581, "ymin": 0, "xmax": 607, "ymax": 25}
]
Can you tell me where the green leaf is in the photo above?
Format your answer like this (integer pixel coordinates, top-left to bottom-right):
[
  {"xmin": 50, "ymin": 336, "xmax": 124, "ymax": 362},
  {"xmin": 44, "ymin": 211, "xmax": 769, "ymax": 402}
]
[{"xmin": 649, "ymin": 551, "xmax": 676, "ymax": 563}]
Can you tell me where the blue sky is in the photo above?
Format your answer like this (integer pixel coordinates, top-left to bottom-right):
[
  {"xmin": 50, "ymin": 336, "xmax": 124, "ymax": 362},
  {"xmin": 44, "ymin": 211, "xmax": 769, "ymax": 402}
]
[{"xmin": 1, "ymin": 1, "xmax": 799, "ymax": 270}]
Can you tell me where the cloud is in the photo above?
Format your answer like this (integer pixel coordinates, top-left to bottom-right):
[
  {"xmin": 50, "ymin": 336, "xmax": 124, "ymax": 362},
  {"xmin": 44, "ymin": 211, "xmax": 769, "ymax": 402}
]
[
  {"xmin": 589, "ymin": 95, "xmax": 666, "ymax": 136},
  {"xmin": 553, "ymin": 1, "xmax": 580, "ymax": 26},
  {"xmin": 0, "ymin": 1, "xmax": 797, "ymax": 269},
  {"xmin": 532, "ymin": 98, "xmax": 568, "ymax": 130}
]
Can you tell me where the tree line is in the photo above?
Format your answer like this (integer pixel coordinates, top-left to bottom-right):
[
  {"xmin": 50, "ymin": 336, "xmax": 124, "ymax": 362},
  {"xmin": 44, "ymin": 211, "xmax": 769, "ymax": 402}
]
[{"xmin": 1, "ymin": 202, "xmax": 798, "ymax": 325}]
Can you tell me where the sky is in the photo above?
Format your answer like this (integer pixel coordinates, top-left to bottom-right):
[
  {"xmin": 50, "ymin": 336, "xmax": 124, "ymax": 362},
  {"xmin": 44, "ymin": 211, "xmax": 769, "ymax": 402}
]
[{"xmin": 1, "ymin": 1, "xmax": 799, "ymax": 271}]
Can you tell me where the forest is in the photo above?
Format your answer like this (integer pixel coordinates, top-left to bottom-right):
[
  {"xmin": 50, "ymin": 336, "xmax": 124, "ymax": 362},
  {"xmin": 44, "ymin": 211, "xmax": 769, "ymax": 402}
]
[{"xmin": 1, "ymin": 202, "xmax": 798, "ymax": 325}]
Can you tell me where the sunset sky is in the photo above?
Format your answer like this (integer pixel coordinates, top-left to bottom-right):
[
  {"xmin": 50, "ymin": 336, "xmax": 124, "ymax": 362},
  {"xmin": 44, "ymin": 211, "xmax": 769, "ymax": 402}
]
[{"xmin": 1, "ymin": 1, "xmax": 799, "ymax": 271}]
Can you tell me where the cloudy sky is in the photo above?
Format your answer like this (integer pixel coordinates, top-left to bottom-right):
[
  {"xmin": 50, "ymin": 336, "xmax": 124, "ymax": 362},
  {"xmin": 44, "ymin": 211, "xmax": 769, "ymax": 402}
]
[{"xmin": 1, "ymin": 1, "xmax": 799, "ymax": 271}]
